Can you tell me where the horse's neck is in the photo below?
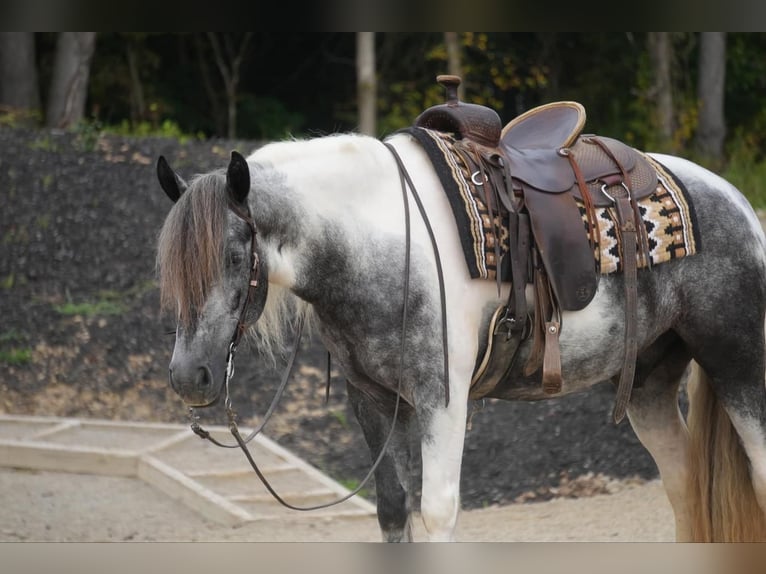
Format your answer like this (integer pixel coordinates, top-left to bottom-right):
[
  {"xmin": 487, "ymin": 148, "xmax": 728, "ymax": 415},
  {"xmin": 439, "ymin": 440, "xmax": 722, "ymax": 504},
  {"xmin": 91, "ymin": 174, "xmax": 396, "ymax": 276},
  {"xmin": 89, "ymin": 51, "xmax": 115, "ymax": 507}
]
[{"xmin": 249, "ymin": 134, "xmax": 398, "ymax": 289}]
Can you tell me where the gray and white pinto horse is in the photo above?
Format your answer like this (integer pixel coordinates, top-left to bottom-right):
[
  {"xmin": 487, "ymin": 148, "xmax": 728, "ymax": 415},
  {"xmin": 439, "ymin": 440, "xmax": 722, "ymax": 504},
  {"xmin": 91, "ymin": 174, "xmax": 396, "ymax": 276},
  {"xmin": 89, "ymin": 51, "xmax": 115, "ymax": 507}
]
[{"xmin": 156, "ymin": 131, "xmax": 766, "ymax": 541}]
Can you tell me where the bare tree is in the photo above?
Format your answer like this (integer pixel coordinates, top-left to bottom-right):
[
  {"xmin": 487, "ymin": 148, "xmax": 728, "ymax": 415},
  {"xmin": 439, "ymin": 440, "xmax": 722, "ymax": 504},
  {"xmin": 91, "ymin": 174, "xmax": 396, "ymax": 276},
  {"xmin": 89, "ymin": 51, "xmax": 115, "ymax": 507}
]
[
  {"xmin": 696, "ymin": 32, "xmax": 727, "ymax": 162},
  {"xmin": 207, "ymin": 32, "xmax": 252, "ymax": 139},
  {"xmin": 0, "ymin": 32, "xmax": 40, "ymax": 124},
  {"xmin": 46, "ymin": 32, "xmax": 97, "ymax": 128},
  {"xmin": 356, "ymin": 32, "xmax": 376, "ymax": 136},
  {"xmin": 647, "ymin": 32, "xmax": 674, "ymax": 149}
]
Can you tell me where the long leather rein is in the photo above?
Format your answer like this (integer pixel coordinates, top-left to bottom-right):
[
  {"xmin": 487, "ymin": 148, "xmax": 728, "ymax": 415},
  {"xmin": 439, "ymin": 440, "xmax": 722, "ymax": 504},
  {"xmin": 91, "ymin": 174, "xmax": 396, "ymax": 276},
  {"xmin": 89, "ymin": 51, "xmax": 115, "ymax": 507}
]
[{"xmin": 188, "ymin": 139, "xmax": 449, "ymax": 511}]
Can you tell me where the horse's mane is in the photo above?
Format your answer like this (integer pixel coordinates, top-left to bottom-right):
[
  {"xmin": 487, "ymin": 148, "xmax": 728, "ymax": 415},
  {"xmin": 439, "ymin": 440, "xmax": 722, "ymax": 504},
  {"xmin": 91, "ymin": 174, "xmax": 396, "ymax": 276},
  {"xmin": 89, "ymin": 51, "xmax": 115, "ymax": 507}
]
[
  {"xmin": 157, "ymin": 171, "xmax": 228, "ymax": 327},
  {"xmin": 156, "ymin": 167, "xmax": 311, "ymax": 361}
]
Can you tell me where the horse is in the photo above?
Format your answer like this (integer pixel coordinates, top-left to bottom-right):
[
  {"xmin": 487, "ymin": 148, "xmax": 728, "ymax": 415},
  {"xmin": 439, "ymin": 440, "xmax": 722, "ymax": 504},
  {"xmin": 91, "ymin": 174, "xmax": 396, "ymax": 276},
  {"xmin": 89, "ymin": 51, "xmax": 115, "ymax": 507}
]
[{"xmin": 155, "ymin": 125, "xmax": 766, "ymax": 542}]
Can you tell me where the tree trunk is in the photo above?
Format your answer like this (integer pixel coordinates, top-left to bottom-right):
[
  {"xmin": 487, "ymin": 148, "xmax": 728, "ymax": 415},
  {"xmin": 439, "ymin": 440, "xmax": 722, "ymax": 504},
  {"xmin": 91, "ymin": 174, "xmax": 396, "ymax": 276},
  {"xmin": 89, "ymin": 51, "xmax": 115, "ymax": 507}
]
[
  {"xmin": 0, "ymin": 32, "xmax": 40, "ymax": 124},
  {"xmin": 356, "ymin": 32, "xmax": 376, "ymax": 136},
  {"xmin": 194, "ymin": 34, "xmax": 225, "ymax": 137},
  {"xmin": 126, "ymin": 43, "xmax": 146, "ymax": 124},
  {"xmin": 46, "ymin": 32, "xmax": 97, "ymax": 128},
  {"xmin": 647, "ymin": 32, "xmax": 674, "ymax": 149},
  {"xmin": 207, "ymin": 33, "xmax": 251, "ymax": 140},
  {"xmin": 696, "ymin": 32, "xmax": 727, "ymax": 162},
  {"xmin": 444, "ymin": 32, "xmax": 464, "ymax": 101}
]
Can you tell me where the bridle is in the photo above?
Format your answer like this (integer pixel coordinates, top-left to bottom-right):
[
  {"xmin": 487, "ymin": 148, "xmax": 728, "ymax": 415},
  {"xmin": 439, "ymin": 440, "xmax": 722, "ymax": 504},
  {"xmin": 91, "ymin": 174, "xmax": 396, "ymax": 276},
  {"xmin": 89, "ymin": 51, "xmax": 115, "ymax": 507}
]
[{"xmin": 186, "ymin": 140, "xmax": 450, "ymax": 512}]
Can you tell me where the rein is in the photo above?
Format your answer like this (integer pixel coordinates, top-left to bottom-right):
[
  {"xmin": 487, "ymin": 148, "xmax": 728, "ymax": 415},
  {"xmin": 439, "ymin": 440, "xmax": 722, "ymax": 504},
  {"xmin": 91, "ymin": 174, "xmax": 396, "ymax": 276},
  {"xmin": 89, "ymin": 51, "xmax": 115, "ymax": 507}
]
[{"xmin": 187, "ymin": 140, "xmax": 446, "ymax": 511}]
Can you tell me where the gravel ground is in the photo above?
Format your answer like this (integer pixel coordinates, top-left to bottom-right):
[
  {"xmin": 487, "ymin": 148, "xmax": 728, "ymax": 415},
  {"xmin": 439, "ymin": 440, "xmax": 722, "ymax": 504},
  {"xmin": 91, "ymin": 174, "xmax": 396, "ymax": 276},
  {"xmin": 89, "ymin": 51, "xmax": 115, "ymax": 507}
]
[{"xmin": 0, "ymin": 126, "xmax": 661, "ymax": 512}]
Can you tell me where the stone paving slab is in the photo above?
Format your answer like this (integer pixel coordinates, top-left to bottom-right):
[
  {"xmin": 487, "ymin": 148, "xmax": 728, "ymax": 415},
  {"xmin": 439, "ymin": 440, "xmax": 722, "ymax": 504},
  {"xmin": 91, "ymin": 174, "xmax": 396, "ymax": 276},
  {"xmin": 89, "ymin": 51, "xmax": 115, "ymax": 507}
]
[{"xmin": 0, "ymin": 414, "xmax": 375, "ymax": 526}]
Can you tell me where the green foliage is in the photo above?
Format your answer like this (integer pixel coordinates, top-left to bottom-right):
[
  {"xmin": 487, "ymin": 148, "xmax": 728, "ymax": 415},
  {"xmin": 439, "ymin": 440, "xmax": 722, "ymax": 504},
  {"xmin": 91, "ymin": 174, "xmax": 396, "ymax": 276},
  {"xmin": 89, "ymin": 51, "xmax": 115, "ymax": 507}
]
[
  {"xmin": 27, "ymin": 135, "xmax": 60, "ymax": 152},
  {"xmin": 337, "ymin": 478, "xmax": 371, "ymax": 500},
  {"xmin": 238, "ymin": 96, "xmax": 305, "ymax": 140},
  {"xmin": 0, "ymin": 107, "xmax": 42, "ymax": 128},
  {"xmin": 0, "ymin": 273, "xmax": 14, "ymax": 289},
  {"xmin": 102, "ymin": 118, "xmax": 204, "ymax": 142},
  {"xmin": 329, "ymin": 409, "xmax": 349, "ymax": 429},
  {"xmin": 53, "ymin": 289, "xmax": 131, "ymax": 317},
  {"xmin": 0, "ymin": 330, "xmax": 32, "ymax": 366},
  {"xmin": 51, "ymin": 284, "xmax": 154, "ymax": 318},
  {"xmin": 54, "ymin": 300, "xmax": 126, "ymax": 317},
  {"xmin": 721, "ymin": 132, "xmax": 766, "ymax": 209},
  {"xmin": 0, "ymin": 347, "xmax": 32, "ymax": 365},
  {"xmin": 376, "ymin": 33, "xmax": 552, "ymax": 135}
]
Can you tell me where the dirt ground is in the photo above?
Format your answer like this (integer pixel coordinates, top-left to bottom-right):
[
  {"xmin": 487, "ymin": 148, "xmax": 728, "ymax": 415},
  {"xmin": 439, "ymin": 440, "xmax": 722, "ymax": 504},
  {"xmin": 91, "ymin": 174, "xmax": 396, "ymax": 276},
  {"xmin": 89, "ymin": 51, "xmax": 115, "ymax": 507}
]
[{"xmin": 0, "ymin": 466, "xmax": 674, "ymax": 542}]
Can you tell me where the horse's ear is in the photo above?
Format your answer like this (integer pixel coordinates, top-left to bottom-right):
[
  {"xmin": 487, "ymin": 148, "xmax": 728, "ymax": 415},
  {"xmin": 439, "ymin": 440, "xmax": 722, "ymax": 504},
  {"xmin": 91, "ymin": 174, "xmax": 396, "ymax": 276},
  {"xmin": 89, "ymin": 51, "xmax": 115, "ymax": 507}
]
[
  {"xmin": 157, "ymin": 156, "xmax": 187, "ymax": 203},
  {"xmin": 226, "ymin": 150, "xmax": 250, "ymax": 206}
]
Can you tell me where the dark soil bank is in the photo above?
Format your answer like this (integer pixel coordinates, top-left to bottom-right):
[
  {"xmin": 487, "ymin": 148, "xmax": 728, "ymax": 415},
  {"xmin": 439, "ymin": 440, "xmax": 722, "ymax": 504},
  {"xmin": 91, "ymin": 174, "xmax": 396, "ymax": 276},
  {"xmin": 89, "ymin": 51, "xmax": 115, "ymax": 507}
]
[{"xmin": 0, "ymin": 127, "xmax": 659, "ymax": 508}]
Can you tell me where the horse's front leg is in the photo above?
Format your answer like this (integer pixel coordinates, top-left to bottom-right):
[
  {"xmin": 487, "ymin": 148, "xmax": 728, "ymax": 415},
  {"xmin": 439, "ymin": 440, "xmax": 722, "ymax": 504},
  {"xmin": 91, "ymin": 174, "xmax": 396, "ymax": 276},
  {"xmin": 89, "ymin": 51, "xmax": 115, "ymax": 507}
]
[
  {"xmin": 414, "ymin": 373, "xmax": 470, "ymax": 542},
  {"xmin": 347, "ymin": 381, "xmax": 415, "ymax": 542}
]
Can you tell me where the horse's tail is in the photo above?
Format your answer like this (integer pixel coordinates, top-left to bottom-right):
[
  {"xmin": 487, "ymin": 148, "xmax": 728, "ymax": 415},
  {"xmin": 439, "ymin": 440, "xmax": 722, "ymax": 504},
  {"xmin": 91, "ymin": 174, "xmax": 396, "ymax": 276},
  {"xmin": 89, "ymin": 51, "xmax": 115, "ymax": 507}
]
[{"xmin": 686, "ymin": 362, "xmax": 766, "ymax": 541}]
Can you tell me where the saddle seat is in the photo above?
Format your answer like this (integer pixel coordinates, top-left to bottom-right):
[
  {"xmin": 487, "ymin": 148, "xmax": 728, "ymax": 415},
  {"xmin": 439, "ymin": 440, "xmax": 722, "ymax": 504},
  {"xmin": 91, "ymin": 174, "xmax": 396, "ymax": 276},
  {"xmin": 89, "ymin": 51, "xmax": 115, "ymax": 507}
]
[{"xmin": 501, "ymin": 100, "xmax": 585, "ymax": 150}]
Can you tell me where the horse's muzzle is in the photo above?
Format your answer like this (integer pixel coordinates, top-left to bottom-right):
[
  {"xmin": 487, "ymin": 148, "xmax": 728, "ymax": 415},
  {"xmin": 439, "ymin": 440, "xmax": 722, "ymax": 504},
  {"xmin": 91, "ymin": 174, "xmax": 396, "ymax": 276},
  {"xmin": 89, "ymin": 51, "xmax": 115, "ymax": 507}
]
[{"xmin": 168, "ymin": 363, "xmax": 220, "ymax": 407}]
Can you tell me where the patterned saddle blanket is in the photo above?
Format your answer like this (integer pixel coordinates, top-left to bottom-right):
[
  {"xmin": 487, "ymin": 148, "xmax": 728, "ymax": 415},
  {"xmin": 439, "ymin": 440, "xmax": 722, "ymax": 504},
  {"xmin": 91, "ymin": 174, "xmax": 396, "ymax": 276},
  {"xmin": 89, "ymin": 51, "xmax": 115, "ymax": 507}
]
[{"xmin": 407, "ymin": 127, "xmax": 700, "ymax": 282}]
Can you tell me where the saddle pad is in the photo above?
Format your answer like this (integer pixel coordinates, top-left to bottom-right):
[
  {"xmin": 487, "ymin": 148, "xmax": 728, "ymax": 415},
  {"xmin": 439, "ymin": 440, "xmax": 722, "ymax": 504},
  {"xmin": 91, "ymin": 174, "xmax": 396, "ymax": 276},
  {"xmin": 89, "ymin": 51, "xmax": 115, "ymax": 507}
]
[
  {"xmin": 405, "ymin": 127, "xmax": 699, "ymax": 280},
  {"xmin": 405, "ymin": 127, "xmax": 510, "ymax": 280},
  {"xmin": 581, "ymin": 155, "xmax": 700, "ymax": 274}
]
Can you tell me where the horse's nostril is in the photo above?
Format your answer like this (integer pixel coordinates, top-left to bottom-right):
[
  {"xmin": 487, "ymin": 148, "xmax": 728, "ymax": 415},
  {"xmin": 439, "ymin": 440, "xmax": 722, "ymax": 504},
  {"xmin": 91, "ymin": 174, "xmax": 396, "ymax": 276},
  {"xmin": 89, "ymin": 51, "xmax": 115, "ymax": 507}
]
[{"xmin": 196, "ymin": 366, "xmax": 211, "ymax": 387}]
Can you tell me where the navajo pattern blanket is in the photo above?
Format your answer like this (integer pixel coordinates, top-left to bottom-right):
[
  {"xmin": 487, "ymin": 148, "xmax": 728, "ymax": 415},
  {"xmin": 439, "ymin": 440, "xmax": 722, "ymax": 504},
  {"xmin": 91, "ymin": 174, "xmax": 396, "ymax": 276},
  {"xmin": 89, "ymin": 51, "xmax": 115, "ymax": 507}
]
[{"xmin": 406, "ymin": 127, "xmax": 700, "ymax": 281}]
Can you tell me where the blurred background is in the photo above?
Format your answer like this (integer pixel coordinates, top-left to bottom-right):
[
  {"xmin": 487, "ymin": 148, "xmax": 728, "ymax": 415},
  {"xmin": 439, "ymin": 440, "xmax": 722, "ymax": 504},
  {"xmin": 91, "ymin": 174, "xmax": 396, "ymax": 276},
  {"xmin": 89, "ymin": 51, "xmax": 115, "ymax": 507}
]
[{"xmin": 2, "ymin": 33, "xmax": 766, "ymax": 188}]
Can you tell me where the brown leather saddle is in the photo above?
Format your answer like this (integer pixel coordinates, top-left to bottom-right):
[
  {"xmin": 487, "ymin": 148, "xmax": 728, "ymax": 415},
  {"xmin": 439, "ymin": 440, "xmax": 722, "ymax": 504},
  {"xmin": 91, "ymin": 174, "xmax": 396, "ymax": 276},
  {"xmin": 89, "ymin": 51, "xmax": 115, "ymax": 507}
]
[{"xmin": 415, "ymin": 75, "xmax": 655, "ymax": 422}]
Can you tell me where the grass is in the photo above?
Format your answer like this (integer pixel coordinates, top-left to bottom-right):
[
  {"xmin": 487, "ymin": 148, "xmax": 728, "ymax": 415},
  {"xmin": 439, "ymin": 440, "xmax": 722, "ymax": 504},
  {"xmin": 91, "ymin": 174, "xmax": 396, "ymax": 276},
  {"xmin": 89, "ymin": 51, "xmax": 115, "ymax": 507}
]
[
  {"xmin": 51, "ymin": 283, "xmax": 155, "ymax": 318},
  {"xmin": 329, "ymin": 409, "xmax": 349, "ymax": 429},
  {"xmin": 337, "ymin": 478, "xmax": 372, "ymax": 500},
  {"xmin": 0, "ymin": 330, "xmax": 32, "ymax": 366},
  {"xmin": 54, "ymin": 299, "xmax": 126, "ymax": 317},
  {"xmin": 0, "ymin": 347, "xmax": 32, "ymax": 365}
]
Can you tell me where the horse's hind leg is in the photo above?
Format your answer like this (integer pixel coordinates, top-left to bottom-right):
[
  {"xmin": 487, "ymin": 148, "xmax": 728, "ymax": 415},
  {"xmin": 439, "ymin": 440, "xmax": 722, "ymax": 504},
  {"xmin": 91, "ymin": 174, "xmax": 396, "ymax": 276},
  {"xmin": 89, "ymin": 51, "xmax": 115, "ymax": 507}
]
[
  {"xmin": 347, "ymin": 382, "xmax": 414, "ymax": 542},
  {"xmin": 626, "ymin": 340, "xmax": 694, "ymax": 541}
]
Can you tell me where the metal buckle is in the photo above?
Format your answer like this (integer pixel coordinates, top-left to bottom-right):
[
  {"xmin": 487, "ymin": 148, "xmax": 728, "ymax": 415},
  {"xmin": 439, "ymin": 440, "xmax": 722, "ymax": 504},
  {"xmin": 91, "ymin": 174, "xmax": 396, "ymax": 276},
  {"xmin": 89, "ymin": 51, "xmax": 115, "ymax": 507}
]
[{"xmin": 601, "ymin": 181, "xmax": 631, "ymax": 203}]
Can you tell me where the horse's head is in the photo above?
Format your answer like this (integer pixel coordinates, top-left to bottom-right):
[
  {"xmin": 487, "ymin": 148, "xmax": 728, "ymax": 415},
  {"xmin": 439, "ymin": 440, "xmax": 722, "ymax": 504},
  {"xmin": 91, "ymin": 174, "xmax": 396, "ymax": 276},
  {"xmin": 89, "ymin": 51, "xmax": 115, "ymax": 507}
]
[{"xmin": 156, "ymin": 151, "xmax": 269, "ymax": 407}]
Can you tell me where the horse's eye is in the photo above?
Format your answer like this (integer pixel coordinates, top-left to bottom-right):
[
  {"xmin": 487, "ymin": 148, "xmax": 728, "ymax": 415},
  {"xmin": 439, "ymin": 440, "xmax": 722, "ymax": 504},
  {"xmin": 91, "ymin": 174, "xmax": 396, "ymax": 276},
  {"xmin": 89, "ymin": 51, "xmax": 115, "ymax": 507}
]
[{"xmin": 227, "ymin": 251, "xmax": 243, "ymax": 267}]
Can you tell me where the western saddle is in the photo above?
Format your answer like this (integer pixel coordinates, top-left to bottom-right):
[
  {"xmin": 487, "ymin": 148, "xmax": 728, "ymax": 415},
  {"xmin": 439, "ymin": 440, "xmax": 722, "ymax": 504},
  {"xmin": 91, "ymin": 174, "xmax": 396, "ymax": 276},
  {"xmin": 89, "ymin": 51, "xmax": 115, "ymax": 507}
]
[{"xmin": 415, "ymin": 75, "xmax": 656, "ymax": 422}]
